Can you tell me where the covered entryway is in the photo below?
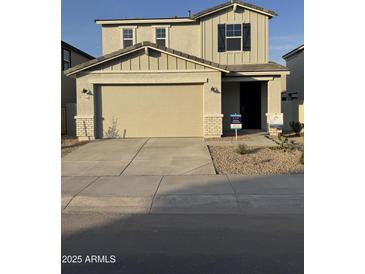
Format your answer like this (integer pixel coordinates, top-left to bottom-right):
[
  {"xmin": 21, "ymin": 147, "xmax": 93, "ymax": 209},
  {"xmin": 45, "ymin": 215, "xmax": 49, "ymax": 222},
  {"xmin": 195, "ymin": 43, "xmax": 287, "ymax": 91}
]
[
  {"xmin": 95, "ymin": 83, "xmax": 204, "ymax": 138},
  {"xmin": 222, "ymin": 80, "xmax": 268, "ymax": 133},
  {"xmin": 240, "ymin": 81, "xmax": 261, "ymax": 129}
]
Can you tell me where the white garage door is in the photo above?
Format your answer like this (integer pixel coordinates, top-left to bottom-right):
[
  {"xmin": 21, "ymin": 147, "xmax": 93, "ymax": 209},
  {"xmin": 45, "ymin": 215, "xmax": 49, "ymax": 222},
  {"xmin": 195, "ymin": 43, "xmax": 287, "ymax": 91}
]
[{"xmin": 96, "ymin": 84, "xmax": 203, "ymax": 138}]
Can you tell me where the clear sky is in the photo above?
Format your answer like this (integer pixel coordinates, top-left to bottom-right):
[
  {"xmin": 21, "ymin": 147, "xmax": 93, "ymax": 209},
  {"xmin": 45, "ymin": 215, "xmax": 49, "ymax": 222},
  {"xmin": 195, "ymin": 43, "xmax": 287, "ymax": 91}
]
[{"xmin": 61, "ymin": 0, "xmax": 303, "ymax": 64}]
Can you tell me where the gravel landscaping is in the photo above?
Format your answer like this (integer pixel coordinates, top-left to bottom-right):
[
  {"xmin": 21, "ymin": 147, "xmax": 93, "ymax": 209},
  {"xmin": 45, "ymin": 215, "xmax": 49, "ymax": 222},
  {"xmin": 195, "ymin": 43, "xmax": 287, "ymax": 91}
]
[
  {"xmin": 61, "ymin": 136, "xmax": 89, "ymax": 157},
  {"xmin": 209, "ymin": 136, "xmax": 304, "ymax": 175}
]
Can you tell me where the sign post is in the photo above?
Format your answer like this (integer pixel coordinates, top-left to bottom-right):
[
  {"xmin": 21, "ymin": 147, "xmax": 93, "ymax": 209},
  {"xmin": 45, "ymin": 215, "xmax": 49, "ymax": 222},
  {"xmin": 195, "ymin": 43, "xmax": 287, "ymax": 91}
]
[{"xmin": 230, "ymin": 113, "xmax": 242, "ymax": 141}]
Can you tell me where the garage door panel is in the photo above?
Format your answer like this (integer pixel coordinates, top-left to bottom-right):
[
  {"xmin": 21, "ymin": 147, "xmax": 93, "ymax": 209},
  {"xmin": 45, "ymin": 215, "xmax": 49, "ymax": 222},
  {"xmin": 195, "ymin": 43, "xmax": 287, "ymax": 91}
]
[{"xmin": 99, "ymin": 84, "xmax": 203, "ymax": 138}]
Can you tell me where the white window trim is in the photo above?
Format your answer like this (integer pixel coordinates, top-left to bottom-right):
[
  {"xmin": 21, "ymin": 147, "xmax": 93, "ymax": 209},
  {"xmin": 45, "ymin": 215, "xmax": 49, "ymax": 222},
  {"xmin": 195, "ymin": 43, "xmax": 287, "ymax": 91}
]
[
  {"xmin": 225, "ymin": 24, "xmax": 242, "ymax": 52},
  {"xmin": 152, "ymin": 25, "xmax": 170, "ymax": 47},
  {"xmin": 120, "ymin": 26, "xmax": 137, "ymax": 48}
]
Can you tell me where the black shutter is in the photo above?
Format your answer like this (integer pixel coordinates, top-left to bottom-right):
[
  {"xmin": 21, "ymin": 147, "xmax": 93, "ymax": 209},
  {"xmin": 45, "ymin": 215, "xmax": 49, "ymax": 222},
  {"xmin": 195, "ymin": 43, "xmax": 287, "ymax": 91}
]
[
  {"xmin": 242, "ymin": 23, "xmax": 251, "ymax": 51},
  {"xmin": 218, "ymin": 24, "xmax": 226, "ymax": 52}
]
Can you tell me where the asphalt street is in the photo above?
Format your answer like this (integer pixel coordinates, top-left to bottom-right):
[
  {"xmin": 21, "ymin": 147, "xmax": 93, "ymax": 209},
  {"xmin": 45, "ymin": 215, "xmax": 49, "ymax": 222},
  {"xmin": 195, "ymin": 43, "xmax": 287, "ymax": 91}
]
[{"xmin": 62, "ymin": 212, "xmax": 303, "ymax": 274}]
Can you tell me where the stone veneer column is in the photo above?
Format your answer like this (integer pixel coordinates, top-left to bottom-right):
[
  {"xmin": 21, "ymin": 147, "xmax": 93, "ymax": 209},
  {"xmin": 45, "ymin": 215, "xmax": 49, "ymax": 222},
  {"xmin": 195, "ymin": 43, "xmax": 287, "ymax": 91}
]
[
  {"xmin": 204, "ymin": 115, "xmax": 223, "ymax": 138},
  {"xmin": 75, "ymin": 116, "xmax": 95, "ymax": 141}
]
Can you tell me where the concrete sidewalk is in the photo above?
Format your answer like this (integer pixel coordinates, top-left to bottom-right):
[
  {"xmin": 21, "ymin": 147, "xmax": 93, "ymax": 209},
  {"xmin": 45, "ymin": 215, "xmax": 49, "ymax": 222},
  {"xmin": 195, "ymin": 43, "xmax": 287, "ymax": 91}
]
[{"xmin": 62, "ymin": 174, "xmax": 303, "ymax": 214}]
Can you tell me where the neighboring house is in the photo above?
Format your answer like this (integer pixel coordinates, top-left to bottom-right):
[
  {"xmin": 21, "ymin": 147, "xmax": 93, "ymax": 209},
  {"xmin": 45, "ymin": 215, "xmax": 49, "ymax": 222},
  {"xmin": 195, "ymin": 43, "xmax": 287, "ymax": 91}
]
[
  {"xmin": 61, "ymin": 41, "xmax": 94, "ymax": 135},
  {"xmin": 65, "ymin": 0, "xmax": 289, "ymax": 140},
  {"xmin": 281, "ymin": 44, "xmax": 304, "ymax": 131}
]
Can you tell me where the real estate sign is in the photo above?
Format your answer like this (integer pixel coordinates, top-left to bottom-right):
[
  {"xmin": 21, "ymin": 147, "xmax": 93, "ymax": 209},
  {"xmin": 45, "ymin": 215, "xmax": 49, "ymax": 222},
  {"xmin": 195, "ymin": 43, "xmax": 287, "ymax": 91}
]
[
  {"xmin": 230, "ymin": 113, "xmax": 242, "ymax": 130},
  {"xmin": 266, "ymin": 113, "xmax": 284, "ymax": 130},
  {"xmin": 266, "ymin": 113, "xmax": 284, "ymax": 134}
]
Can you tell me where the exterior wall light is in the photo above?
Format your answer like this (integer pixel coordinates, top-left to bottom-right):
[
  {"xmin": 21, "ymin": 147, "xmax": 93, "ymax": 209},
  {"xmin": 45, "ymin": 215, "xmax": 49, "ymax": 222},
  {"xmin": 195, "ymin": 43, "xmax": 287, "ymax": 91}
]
[
  {"xmin": 211, "ymin": 87, "xmax": 220, "ymax": 93},
  {"xmin": 82, "ymin": 88, "xmax": 93, "ymax": 100},
  {"xmin": 82, "ymin": 88, "xmax": 93, "ymax": 95}
]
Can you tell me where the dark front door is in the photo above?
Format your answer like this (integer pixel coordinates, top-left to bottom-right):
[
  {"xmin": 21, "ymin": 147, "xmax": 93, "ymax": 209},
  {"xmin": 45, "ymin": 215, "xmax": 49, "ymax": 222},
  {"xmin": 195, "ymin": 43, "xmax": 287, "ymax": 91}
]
[{"xmin": 240, "ymin": 82, "xmax": 261, "ymax": 129}]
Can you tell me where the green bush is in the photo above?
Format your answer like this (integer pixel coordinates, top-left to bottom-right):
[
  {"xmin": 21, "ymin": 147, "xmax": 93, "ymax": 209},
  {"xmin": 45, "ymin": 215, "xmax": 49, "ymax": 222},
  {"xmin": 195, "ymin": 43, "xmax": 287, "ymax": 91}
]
[
  {"xmin": 236, "ymin": 144, "xmax": 249, "ymax": 155},
  {"xmin": 289, "ymin": 121, "xmax": 304, "ymax": 136}
]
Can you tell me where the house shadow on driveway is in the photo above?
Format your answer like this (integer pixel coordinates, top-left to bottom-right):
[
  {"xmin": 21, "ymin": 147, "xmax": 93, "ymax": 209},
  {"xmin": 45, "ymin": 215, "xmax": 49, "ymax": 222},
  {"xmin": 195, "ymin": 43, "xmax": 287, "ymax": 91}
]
[{"xmin": 62, "ymin": 174, "xmax": 304, "ymax": 274}]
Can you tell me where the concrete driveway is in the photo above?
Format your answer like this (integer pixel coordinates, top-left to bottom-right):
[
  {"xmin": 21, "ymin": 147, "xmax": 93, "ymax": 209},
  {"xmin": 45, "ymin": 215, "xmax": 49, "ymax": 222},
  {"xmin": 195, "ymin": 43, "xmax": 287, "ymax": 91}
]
[{"xmin": 62, "ymin": 138, "xmax": 215, "ymax": 176}]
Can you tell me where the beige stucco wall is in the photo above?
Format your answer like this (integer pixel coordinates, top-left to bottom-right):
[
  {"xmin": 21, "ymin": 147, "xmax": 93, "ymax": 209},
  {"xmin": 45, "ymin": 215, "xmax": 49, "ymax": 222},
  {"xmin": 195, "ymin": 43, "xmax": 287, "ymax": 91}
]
[
  {"xmin": 268, "ymin": 76, "xmax": 283, "ymax": 113},
  {"xmin": 102, "ymin": 25, "xmax": 122, "ymax": 55},
  {"xmin": 102, "ymin": 23, "xmax": 201, "ymax": 57},
  {"xmin": 100, "ymin": 6, "xmax": 269, "ymax": 65},
  {"xmin": 74, "ymin": 49, "xmax": 223, "ymax": 139},
  {"xmin": 285, "ymin": 51, "xmax": 304, "ymax": 100}
]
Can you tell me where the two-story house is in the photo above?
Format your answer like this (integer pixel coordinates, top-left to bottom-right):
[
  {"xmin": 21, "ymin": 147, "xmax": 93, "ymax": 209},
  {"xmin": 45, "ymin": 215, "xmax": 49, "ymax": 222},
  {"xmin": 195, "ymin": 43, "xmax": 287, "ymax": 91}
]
[
  {"xmin": 61, "ymin": 41, "xmax": 94, "ymax": 135},
  {"xmin": 65, "ymin": 0, "xmax": 289, "ymax": 140}
]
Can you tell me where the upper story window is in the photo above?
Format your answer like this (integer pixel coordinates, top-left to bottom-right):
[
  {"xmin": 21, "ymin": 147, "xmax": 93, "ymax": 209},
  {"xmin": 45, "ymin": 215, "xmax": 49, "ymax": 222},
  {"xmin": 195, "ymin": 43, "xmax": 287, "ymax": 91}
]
[
  {"xmin": 226, "ymin": 24, "xmax": 242, "ymax": 51},
  {"xmin": 62, "ymin": 48, "xmax": 71, "ymax": 70},
  {"xmin": 123, "ymin": 29, "xmax": 134, "ymax": 48},
  {"xmin": 155, "ymin": 28, "xmax": 166, "ymax": 47},
  {"xmin": 218, "ymin": 23, "xmax": 250, "ymax": 53}
]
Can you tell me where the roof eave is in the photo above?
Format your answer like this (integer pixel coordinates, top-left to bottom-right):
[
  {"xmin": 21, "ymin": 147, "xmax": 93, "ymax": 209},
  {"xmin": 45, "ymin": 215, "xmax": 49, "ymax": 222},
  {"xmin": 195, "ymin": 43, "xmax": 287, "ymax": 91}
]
[
  {"xmin": 95, "ymin": 18, "xmax": 195, "ymax": 25},
  {"xmin": 282, "ymin": 45, "xmax": 304, "ymax": 59},
  {"xmin": 226, "ymin": 70, "xmax": 290, "ymax": 76}
]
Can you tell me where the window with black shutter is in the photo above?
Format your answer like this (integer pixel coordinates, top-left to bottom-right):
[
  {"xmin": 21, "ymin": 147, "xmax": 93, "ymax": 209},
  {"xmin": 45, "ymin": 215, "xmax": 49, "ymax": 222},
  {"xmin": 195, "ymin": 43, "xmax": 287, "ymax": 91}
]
[
  {"xmin": 218, "ymin": 24, "xmax": 226, "ymax": 52},
  {"xmin": 218, "ymin": 23, "xmax": 251, "ymax": 53},
  {"xmin": 242, "ymin": 23, "xmax": 251, "ymax": 51}
]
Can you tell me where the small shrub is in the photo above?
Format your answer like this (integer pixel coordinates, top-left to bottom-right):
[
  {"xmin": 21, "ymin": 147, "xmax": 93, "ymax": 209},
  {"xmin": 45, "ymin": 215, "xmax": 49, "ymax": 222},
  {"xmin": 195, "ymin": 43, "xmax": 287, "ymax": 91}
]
[
  {"xmin": 236, "ymin": 144, "xmax": 249, "ymax": 155},
  {"xmin": 278, "ymin": 136, "xmax": 289, "ymax": 151},
  {"xmin": 271, "ymin": 135, "xmax": 300, "ymax": 152},
  {"xmin": 300, "ymin": 151, "xmax": 304, "ymax": 165},
  {"xmin": 104, "ymin": 117, "xmax": 121, "ymax": 138},
  {"xmin": 289, "ymin": 121, "xmax": 304, "ymax": 136}
]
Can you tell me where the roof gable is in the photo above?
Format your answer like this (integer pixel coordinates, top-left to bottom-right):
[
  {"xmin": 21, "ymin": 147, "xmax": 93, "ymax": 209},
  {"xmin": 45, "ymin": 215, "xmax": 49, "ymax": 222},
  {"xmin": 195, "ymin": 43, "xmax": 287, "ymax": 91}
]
[
  {"xmin": 192, "ymin": 0, "xmax": 277, "ymax": 19},
  {"xmin": 65, "ymin": 42, "xmax": 229, "ymax": 76}
]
